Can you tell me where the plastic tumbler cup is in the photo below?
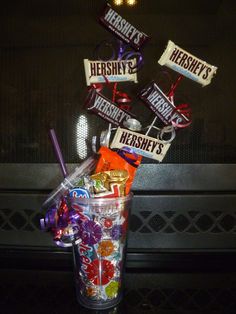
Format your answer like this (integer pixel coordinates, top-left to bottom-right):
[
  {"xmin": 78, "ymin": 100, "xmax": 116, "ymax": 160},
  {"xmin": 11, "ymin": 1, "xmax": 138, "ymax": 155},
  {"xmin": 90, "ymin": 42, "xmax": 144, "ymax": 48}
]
[{"xmin": 71, "ymin": 193, "xmax": 133, "ymax": 310}]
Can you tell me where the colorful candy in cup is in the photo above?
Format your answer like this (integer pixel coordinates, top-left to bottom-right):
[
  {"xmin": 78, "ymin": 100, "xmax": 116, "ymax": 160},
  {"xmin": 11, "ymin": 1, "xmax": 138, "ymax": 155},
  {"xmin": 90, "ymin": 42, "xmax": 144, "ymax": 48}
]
[{"xmin": 91, "ymin": 169, "xmax": 128, "ymax": 197}]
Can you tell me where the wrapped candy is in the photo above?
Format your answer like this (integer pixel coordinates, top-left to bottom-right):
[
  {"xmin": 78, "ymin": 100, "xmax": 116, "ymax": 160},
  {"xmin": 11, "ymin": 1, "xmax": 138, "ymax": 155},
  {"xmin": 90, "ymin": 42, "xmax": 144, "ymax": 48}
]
[
  {"xmin": 110, "ymin": 127, "xmax": 171, "ymax": 162},
  {"xmin": 139, "ymin": 81, "xmax": 190, "ymax": 127},
  {"xmin": 95, "ymin": 146, "xmax": 142, "ymax": 195},
  {"xmin": 99, "ymin": 3, "xmax": 149, "ymax": 51},
  {"xmin": 91, "ymin": 170, "xmax": 128, "ymax": 198},
  {"xmin": 158, "ymin": 40, "xmax": 217, "ymax": 86},
  {"xmin": 84, "ymin": 59, "xmax": 138, "ymax": 85},
  {"xmin": 85, "ymin": 88, "xmax": 134, "ymax": 127}
]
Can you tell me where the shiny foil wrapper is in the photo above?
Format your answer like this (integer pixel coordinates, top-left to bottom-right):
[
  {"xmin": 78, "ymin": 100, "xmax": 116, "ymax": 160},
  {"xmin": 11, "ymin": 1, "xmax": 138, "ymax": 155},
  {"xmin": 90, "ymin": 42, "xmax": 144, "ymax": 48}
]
[
  {"xmin": 91, "ymin": 170, "xmax": 129, "ymax": 197},
  {"xmin": 95, "ymin": 146, "xmax": 142, "ymax": 195}
]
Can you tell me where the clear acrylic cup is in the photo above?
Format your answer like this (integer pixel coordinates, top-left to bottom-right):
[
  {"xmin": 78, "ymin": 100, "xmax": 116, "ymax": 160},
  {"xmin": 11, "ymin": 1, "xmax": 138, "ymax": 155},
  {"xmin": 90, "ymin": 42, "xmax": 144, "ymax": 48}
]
[{"xmin": 71, "ymin": 193, "xmax": 133, "ymax": 310}]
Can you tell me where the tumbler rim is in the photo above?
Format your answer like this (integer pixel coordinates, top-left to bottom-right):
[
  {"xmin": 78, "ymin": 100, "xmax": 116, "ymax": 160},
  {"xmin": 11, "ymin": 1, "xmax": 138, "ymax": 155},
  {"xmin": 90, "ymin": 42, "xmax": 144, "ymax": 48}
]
[{"xmin": 70, "ymin": 192, "xmax": 133, "ymax": 206}]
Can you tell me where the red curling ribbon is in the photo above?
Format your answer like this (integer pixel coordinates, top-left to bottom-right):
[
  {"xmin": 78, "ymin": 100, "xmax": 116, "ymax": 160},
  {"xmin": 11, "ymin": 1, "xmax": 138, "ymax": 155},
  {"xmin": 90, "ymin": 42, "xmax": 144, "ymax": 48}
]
[
  {"xmin": 112, "ymin": 83, "xmax": 132, "ymax": 112},
  {"xmin": 112, "ymin": 82, "xmax": 118, "ymax": 103},
  {"xmin": 167, "ymin": 75, "xmax": 183, "ymax": 98},
  {"xmin": 166, "ymin": 75, "xmax": 192, "ymax": 129},
  {"xmin": 90, "ymin": 75, "xmax": 110, "ymax": 93},
  {"xmin": 115, "ymin": 90, "xmax": 131, "ymax": 103},
  {"xmin": 53, "ymin": 228, "xmax": 63, "ymax": 241},
  {"xmin": 88, "ymin": 75, "xmax": 132, "ymax": 113},
  {"xmin": 91, "ymin": 82, "xmax": 103, "ymax": 93},
  {"xmin": 171, "ymin": 103, "xmax": 192, "ymax": 129},
  {"xmin": 57, "ymin": 198, "xmax": 69, "ymax": 226},
  {"xmin": 58, "ymin": 198, "xmax": 69, "ymax": 216}
]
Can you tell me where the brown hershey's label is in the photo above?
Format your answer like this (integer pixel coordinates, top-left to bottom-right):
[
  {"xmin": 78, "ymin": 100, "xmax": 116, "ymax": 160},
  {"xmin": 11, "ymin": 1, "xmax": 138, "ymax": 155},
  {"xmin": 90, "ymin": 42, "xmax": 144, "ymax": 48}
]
[
  {"xmin": 99, "ymin": 3, "xmax": 149, "ymax": 51},
  {"xmin": 139, "ymin": 81, "xmax": 189, "ymax": 126},
  {"xmin": 85, "ymin": 89, "xmax": 133, "ymax": 126},
  {"xmin": 110, "ymin": 127, "xmax": 171, "ymax": 162}
]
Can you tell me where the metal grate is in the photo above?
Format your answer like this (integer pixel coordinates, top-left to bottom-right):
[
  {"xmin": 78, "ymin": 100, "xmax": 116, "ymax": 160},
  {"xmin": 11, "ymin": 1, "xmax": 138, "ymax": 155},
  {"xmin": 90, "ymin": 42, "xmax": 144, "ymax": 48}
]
[
  {"xmin": 1, "ymin": 194, "xmax": 236, "ymax": 251},
  {"xmin": 1, "ymin": 207, "xmax": 236, "ymax": 235},
  {"xmin": 130, "ymin": 211, "xmax": 236, "ymax": 234},
  {"xmin": 125, "ymin": 288, "xmax": 236, "ymax": 312},
  {"xmin": 0, "ymin": 208, "xmax": 42, "ymax": 231}
]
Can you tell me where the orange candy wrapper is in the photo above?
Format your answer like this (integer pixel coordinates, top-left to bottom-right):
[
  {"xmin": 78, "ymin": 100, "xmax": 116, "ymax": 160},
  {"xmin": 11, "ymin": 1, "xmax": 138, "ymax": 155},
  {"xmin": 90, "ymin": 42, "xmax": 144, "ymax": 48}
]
[{"xmin": 95, "ymin": 146, "xmax": 142, "ymax": 195}]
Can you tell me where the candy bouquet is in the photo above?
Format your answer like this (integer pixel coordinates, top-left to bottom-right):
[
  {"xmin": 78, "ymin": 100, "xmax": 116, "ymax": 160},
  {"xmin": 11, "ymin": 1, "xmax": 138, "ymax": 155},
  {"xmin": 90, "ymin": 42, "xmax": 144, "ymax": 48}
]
[
  {"xmin": 41, "ymin": 145, "xmax": 139, "ymax": 309},
  {"xmin": 40, "ymin": 3, "xmax": 217, "ymax": 310}
]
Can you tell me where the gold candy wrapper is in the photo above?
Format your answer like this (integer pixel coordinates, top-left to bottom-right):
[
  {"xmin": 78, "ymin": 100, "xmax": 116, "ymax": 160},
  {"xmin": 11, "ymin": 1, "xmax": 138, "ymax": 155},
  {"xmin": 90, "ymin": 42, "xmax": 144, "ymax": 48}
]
[{"xmin": 91, "ymin": 170, "xmax": 129, "ymax": 197}]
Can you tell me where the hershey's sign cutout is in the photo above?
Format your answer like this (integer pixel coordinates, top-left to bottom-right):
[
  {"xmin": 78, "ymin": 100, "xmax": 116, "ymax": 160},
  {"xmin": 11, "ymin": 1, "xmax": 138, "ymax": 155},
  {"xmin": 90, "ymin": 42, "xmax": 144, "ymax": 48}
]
[
  {"xmin": 158, "ymin": 40, "xmax": 217, "ymax": 86},
  {"xmin": 139, "ymin": 81, "xmax": 189, "ymax": 126},
  {"xmin": 85, "ymin": 89, "xmax": 133, "ymax": 127},
  {"xmin": 99, "ymin": 3, "xmax": 149, "ymax": 51},
  {"xmin": 110, "ymin": 127, "xmax": 171, "ymax": 162},
  {"xmin": 84, "ymin": 59, "xmax": 137, "ymax": 85}
]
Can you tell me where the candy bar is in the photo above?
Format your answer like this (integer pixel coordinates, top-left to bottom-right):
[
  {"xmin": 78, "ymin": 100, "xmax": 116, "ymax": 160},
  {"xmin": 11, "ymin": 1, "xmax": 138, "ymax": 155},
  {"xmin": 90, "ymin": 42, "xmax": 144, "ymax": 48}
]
[
  {"xmin": 99, "ymin": 3, "xmax": 149, "ymax": 51},
  {"xmin": 158, "ymin": 40, "xmax": 217, "ymax": 86},
  {"xmin": 84, "ymin": 59, "xmax": 138, "ymax": 86},
  {"xmin": 110, "ymin": 127, "xmax": 170, "ymax": 162},
  {"xmin": 139, "ymin": 81, "xmax": 189, "ymax": 126},
  {"xmin": 85, "ymin": 89, "xmax": 133, "ymax": 127}
]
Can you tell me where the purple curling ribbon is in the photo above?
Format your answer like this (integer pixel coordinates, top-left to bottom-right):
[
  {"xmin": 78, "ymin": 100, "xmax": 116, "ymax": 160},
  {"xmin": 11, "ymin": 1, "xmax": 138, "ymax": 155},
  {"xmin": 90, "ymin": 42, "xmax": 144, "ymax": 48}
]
[
  {"xmin": 117, "ymin": 146, "xmax": 140, "ymax": 168},
  {"xmin": 93, "ymin": 39, "xmax": 144, "ymax": 73},
  {"xmin": 40, "ymin": 206, "xmax": 57, "ymax": 230},
  {"xmin": 54, "ymin": 225, "xmax": 81, "ymax": 248},
  {"xmin": 93, "ymin": 39, "xmax": 117, "ymax": 61},
  {"xmin": 41, "ymin": 196, "xmax": 83, "ymax": 248}
]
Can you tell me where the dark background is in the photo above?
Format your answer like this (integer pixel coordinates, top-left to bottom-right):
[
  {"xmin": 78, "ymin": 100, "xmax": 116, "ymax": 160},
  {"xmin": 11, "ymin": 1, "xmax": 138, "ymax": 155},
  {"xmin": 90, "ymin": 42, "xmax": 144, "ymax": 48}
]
[
  {"xmin": 0, "ymin": 0, "xmax": 235, "ymax": 164},
  {"xmin": 1, "ymin": 2, "xmax": 236, "ymax": 313}
]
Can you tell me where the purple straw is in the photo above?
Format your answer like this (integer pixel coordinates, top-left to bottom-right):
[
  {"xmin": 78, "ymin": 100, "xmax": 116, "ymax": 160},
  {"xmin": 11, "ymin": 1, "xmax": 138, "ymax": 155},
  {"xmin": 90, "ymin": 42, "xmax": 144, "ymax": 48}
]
[{"xmin": 49, "ymin": 128, "xmax": 68, "ymax": 178}]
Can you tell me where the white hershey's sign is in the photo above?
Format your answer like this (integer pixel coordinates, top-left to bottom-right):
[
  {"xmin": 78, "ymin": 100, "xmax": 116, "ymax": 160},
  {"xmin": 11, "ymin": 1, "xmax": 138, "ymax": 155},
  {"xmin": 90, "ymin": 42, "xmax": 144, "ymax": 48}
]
[{"xmin": 110, "ymin": 127, "xmax": 171, "ymax": 162}]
